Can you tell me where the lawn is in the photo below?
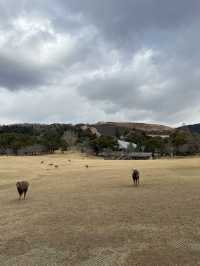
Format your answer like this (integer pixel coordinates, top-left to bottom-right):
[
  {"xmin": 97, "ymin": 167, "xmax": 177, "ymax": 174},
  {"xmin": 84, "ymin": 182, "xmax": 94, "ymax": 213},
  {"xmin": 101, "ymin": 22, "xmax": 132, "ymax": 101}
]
[{"xmin": 0, "ymin": 154, "xmax": 200, "ymax": 265}]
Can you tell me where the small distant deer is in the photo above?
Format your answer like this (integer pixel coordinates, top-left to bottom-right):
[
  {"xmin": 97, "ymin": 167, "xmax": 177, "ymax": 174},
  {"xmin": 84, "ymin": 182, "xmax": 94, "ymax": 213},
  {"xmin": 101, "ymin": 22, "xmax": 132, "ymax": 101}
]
[
  {"xmin": 16, "ymin": 181, "xmax": 29, "ymax": 200},
  {"xmin": 132, "ymin": 169, "xmax": 140, "ymax": 186}
]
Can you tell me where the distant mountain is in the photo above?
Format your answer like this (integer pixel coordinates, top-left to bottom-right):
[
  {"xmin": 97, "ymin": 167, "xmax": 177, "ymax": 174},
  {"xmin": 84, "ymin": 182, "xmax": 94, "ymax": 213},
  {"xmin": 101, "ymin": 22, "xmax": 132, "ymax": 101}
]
[
  {"xmin": 0, "ymin": 121, "xmax": 175, "ymax": 136},
  {"xmin": 3, "ymin": 121, "xmax": 200, "ymax": 137},
  {"xmin": 91, "ymin": 122, "xmax": 174, "ymax": 137},
  {"xmin": 179, "ymin": 123, "xmax": 200, "ymax": 134}
]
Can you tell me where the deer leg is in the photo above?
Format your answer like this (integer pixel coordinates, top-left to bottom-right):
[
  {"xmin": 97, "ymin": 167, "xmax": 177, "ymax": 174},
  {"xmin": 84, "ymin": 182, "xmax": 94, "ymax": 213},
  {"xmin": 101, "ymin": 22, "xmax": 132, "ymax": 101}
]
[
  {"xmin": 24, "ymin": 191, "xmax": 27, "ymax": 200},
  {"xmin": 19, "ymin": 192, "xmax": 23, "ymax": 200}
]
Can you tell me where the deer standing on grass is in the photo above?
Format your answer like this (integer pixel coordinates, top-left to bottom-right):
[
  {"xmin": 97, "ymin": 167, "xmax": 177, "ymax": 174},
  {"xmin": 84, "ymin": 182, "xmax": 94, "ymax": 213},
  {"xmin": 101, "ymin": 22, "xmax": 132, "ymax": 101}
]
[
  {"xmin": 16, "ymin": 181, "xmax": 29, "ymax": 200},
  {"xmin": 132, "ymin": 169, "xmax": 140, "ymax": 186}
]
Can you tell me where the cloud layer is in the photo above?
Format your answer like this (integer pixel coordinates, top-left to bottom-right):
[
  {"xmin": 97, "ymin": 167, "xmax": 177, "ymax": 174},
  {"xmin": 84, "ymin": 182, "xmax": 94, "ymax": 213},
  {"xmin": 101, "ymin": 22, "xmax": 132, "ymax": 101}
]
[{"xmin": 0, "ymin": 0, "xmax": 200, "ymax": 125}]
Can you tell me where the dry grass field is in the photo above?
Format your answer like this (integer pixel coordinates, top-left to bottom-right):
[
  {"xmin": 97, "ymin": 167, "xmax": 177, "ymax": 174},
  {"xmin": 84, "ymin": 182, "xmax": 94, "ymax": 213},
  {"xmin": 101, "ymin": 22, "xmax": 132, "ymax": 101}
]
[{"xmin": 0, "ymin": 154, "xmax": 200, "ymax": 265}]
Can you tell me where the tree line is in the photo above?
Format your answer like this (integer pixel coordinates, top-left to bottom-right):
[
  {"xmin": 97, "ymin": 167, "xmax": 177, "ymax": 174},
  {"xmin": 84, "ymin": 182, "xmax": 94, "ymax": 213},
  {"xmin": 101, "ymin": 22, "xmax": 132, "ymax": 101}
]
[{"xmin": 0, "ymin": 124, "xmax": 199, "ymax": 156}]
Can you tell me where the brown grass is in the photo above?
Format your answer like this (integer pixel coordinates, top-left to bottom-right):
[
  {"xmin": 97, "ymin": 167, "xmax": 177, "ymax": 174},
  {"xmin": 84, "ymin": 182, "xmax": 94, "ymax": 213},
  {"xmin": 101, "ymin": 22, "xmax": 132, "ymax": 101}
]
[{"xmin": 0, "ymin": 154, "xmax": 200, "ymax": 265}]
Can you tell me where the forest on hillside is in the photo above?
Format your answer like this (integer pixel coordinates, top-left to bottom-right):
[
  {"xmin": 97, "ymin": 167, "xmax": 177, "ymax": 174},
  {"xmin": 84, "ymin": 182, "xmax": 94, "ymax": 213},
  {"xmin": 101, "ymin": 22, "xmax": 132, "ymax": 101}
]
[{"xmin": 0, "ymin": 123, "xmax": 200, "ymax": 157}]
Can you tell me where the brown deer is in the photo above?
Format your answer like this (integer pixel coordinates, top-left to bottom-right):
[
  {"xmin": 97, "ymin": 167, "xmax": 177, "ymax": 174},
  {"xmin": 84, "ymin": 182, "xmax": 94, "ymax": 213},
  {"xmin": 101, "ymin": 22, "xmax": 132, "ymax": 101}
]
[
  {"xmin": 132, "ymin": 169, "xmax": 140, "ymax": 186},
  {"xmin": 16, "ymin": 181, "xmax": 29, "ymax": 200}
]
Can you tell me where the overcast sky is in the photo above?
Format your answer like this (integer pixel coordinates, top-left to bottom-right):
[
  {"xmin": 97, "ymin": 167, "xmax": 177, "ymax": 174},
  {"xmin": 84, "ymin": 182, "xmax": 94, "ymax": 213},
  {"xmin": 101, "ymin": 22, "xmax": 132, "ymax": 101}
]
[{"xmin": 0, "ymin": 0, "xmax": 200, "ymax": 126}]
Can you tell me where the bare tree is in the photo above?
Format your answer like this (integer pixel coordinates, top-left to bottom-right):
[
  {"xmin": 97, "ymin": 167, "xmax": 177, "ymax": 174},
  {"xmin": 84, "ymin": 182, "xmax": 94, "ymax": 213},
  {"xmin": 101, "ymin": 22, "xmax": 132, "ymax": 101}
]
[{"xmin": 62, "ymin": 130, "xmax": 78, "ymax": 149}]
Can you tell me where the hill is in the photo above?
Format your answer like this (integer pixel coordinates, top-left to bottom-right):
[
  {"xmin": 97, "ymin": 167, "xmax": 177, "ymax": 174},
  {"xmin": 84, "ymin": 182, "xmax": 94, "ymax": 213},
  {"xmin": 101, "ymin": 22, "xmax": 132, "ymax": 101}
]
[
  {"xmin": 0, "ymin": 121, "xmax": 200, "ymax": 156},
  {"xmin": 91, "ymin": 122, "xmax": 174, "ymax": 137},
  {"xmin": 0, "ymin": 121, "xmax": 175, "ymax": 137},
  {"xmin": 179, "ymin": 123, "xmax": 200, "ymax": 134}
]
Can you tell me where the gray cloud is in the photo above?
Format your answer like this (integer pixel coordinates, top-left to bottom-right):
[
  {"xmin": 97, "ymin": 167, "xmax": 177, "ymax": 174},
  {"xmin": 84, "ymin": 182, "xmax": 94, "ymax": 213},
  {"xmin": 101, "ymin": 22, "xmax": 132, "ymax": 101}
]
[
  {"xmin": 0, "ymin": 0, "xmax": 199, "ymax": 125},
  {"xmin": 59, "ymin": 0, "xmax": 200, "ymax": 48}
]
